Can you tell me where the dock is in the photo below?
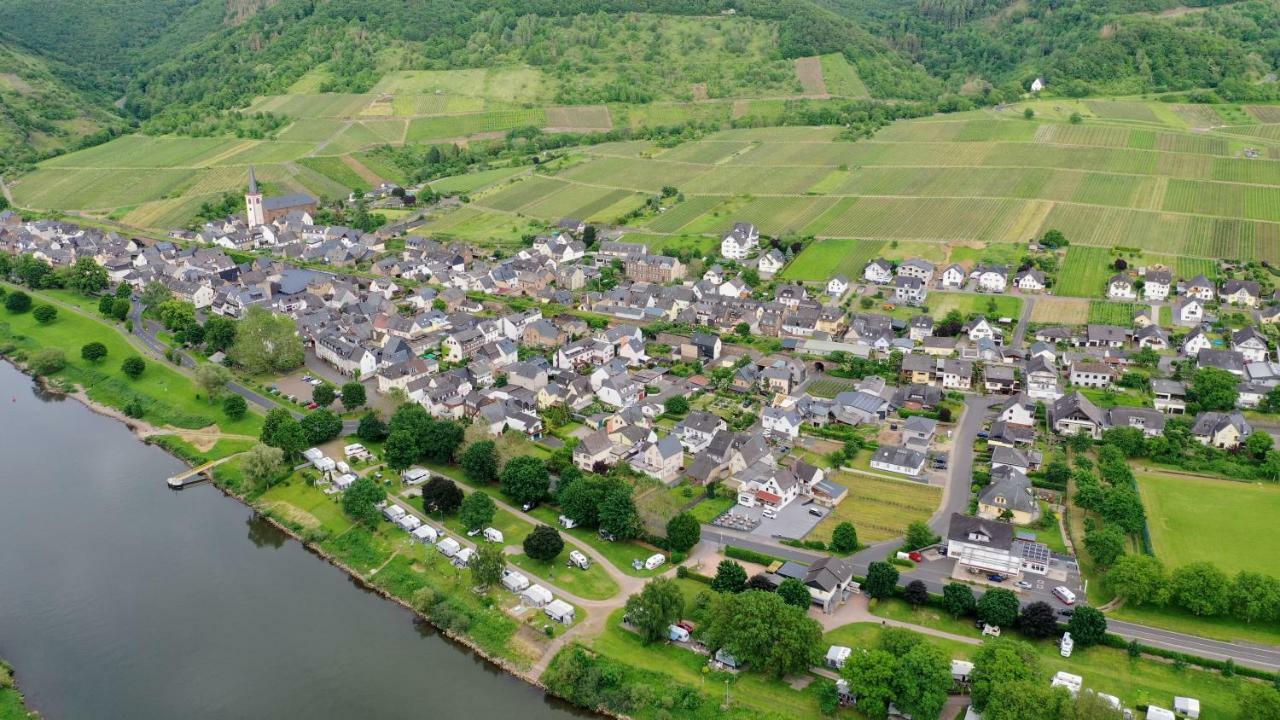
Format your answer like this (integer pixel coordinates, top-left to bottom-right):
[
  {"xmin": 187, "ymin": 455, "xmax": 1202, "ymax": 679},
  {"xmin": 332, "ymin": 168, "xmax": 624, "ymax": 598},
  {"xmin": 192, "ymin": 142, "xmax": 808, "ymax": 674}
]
[{"xmin": 166, "ymin": 456, "xmax": 234, "ymax": 490}]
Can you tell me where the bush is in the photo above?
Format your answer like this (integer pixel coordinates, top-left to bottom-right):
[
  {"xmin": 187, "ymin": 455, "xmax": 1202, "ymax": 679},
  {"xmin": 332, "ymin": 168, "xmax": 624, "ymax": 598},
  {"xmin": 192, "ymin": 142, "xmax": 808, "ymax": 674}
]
[
  {"xmin": 121, "ymin": 356, "xmax": 146, "ymax": 379},
  {"xmin": 725, "ymin": 545, "xmax": 782, "ymax": 566},
  {"xmin": 80, "ymin": 342, "xmax": 108, "ymax": 363},
  {"xmin": 31, "ymin": 304, "xmax": 57, "ymax": 324},
  {"xmin": 5, "ymin": 291, "xmax": 31, "ymax": 313},
  {"xmin": 27, "ymin": 348, "xmax": 66, "ymax": 376}
]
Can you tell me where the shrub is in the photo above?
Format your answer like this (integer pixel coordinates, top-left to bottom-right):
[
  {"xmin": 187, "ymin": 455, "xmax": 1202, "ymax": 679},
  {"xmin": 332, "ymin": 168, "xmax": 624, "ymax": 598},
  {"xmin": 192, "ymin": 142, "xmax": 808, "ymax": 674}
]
[
  {"xmin": 121, "ymin": 356, "xmax": 146, "ymax": 379},
  {"xmin": 80, "ymin": 342, "xmax": 108, "ymax": 363},
  {"xmin": 5, "ymin": 291, "xmax": 31, "ymax": 313},
  {"xmin": 31, "ymin": 304, "xmax": 57, "ymax": 324}
]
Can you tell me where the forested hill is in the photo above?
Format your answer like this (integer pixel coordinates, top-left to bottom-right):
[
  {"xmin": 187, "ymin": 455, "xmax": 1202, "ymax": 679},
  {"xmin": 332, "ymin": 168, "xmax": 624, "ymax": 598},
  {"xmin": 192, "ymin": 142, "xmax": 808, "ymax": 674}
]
[{"xmin": 817, "ymin": 0, "xmax": 1280, "ymax": 99}]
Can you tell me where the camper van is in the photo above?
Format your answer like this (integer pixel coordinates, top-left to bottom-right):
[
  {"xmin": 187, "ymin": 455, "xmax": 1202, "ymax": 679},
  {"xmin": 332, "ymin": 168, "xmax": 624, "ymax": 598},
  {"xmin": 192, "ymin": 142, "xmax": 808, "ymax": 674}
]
[
  {"xmin": 483, "ymin": 527, "xmax": 504, "ymax": 544},
  {"xmin": 558, "ymin": 515, "xmax": 578, "ymax": 529},
  {"xmin": 383, "ymin": 504, "xmax": 406, "ymax": 522},
  {"xmin": 410, "ymin": 525, "xmax": 439, "ymax": 545},
  {"xmin": 644, "ymin": 553, "xmax": 666, "ymax": 570},
  {"xmin": 1053, "ymin": 586, "xmax": 1077, "ymax": 605},
  {"xmin": 568, "ymin": 550, "xmax": 590, "ymax": 570}
]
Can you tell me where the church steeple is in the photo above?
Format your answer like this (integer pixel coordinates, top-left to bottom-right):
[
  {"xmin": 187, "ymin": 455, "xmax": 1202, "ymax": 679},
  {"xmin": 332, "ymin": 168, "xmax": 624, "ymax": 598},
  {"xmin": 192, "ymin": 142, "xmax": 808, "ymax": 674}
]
[
  {"xmin": 248, "ymin": 165, "xmax": 259, "ymax": 195},
  {"xmin": 245, "ymin": 166, "xmax": 264, "ymax": 229}
]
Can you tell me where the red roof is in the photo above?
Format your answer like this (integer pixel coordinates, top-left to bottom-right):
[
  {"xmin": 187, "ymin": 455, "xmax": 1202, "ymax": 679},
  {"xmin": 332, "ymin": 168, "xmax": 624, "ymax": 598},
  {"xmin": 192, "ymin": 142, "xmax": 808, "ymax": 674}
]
[{"xmin": 756, "ymin": 490, "xmax": 782, "ymax": 504}]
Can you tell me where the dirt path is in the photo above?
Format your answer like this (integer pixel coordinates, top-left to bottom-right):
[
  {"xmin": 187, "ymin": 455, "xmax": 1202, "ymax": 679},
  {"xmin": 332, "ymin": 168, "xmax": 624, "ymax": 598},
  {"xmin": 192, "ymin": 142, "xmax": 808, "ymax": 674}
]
[{"xmin": 340, "ymin": 153, "xmax": 384, "ymax": 185}]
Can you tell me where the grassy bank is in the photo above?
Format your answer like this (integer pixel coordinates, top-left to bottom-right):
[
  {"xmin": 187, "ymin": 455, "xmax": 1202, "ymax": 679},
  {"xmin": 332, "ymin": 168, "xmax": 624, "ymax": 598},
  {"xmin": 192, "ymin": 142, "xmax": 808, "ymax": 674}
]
[
  {"xmin": 0, "ymin": 661, "xmax": 33, "ymax": 720},
  {"xmin": 0, "ymin": 283, "xmax": 261, "ymax": 436}
]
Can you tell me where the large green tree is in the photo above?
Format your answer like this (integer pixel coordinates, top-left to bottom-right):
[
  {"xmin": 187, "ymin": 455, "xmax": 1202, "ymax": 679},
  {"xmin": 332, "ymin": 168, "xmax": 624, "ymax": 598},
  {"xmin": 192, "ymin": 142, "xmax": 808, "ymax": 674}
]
[
  {"xmin": 342, "ymin": 476, "xmax": 386, "ymax": 527},
  {"xmin": 68, "ymin": 257, "xmax": 109, "ymax": 295},
  {"xmin": 702, "ymin": 590, "xmax": 821, "ymax": 677},
  {"xmin": 241, "ymin": 443, "xmax": 285, "ymax": 489},
  {"xmin": 624, "ymin": 578, "xmax": 685, "ymax": 644},
  {"xmin": 1066, "ymin": 606, "xmax": 1108, "ymax": 647},
  {"xmin": 523, "ymin": 524, "xmax": 564, "ymax": 561},
  {"xmin": 1187, "ymin": 367, "xmax": 1240, "ymax": 413},
  {"xmin": 500, "ymin": 456, "xmax": 550, "ymax": 507},
  {"xmin": 470, "ymin": 544, "xmax": 506, "ymax": 589},
  {"xmin": 894, "ymin": 642, "xmax": 953, "ymax": 720},
  {"xmin": 842, "ymin": 649, "xmax": 898, "ymax": 719},
  {"xmin": 421, "ymin": 476, "xmax": 463, "ymax": 514},
  {"xmin": 1169, "ymin": 561, "xmax": 1231, "ymax": 616},
  {"xmin": 943, "ymin": 582, "xmax": 976, "ymax": 618},
  {"xmin": 300, "ymin": 409, "xmax": 342, "ymax": 444},
  {"xmin": 777, "ymin": 578, "xmax": 812, "ymax": 609},
  {"xmin": 340, "ymin": 381, "xmax": 366, "ymax": 410},
  {"xmin": 228, "ymin": 306, "xmax": 304, "ymax": 374},
  {"xmin": 664, "ymin": 512, "xmax": 700, "ymax": 553},
  {"xmin": 970, "ymin": 638, "xmax": 1041, "ymax": 711},
  {"xmin": 976, "ymin": 588, "xmax": 1020, "ymax": 628},
  {"xmin": 864, "ymin": 561, "xmax": 899, "ymax": 599},
  {"xmin": 711, "ymin": 559, "xmax": 748, "ymax": 594},
  {"xmin": 460, "ymin": 440, "xmax": 500, "ymax": 484},
  {"xmin": 458, "ymin": 491, "xmax": 496, "ymax": 532},
  {"xmin": 260, "ymin": 407, "xmax": 305, "ymax": 458}
]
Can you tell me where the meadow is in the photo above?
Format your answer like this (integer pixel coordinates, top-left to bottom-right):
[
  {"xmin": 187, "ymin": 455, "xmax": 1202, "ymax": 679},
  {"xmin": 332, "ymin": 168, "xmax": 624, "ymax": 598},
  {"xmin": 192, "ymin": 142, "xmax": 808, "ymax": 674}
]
[
  {"xmin": 810, "ymin": 471, "xmax": 939, "ymax": 544},
  {"xmin": 1138, "ymin": 469, "xmax": 1280, "ymax": 577}
]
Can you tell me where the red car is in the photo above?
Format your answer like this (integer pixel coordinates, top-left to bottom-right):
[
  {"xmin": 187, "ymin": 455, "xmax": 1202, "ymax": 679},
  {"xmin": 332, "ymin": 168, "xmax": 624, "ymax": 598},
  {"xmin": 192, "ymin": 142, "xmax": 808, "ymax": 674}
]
[
  {"xmin": 306, "ymin": 402, "xmax": 318, "ymax": 410},
  {"xmin": 908, "ymin": 552, "xmax": 923, "ymax": 563}
]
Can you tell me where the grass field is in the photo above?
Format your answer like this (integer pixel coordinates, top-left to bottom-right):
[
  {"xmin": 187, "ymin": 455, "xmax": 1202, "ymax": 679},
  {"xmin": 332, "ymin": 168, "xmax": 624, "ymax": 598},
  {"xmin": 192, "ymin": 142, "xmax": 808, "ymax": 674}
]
[
  {"xmin": 1088, "ymin": 300, "xmax": 1141, "ymax": 324},
  {"xmin": 810, "ymin": 471, "xmax": 939, "ymax": 544},
  {"xmin": 818, "ymin": 53, "xmax": 868, "ymax": 98},
  {"xmin": 782, "ymin": 238, "xmax": 885, "ymax": 281},
  {"xmin": 806, "ymin": 377, "xmax": 862, "ymax": 398},
  {"xmin": 1057, "ymin": 246, "xmax": 1117, "ymax": 297},
  {"xmin": 1030, "ymin": 296, "xmax": 1091, "ymax": 324},
  {"xmin": 508, "ymin": 550, "xmax": 620, "ymax": 601},
  {"xmin": 1138, "ymin": 469, "xmax": 1280, "ymax": 576}
]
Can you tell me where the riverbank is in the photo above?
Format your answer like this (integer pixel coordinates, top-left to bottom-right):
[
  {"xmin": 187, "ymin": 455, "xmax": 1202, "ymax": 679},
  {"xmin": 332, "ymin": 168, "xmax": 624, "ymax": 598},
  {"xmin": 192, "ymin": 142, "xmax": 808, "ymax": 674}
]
[{"xmin": 0, "ymin": 660, "xmax": 36, "ymax": 720}]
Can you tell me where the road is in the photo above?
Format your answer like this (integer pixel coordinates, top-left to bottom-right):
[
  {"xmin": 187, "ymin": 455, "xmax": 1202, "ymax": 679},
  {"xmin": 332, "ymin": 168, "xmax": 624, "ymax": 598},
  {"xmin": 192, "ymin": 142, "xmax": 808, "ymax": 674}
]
[
  {"xmin": 127, "ymin": 301, "xmax": 359, "ymax": 433},
  {"xmin": 1011, "ymin": 295, "xmax": 1036, "ymax": 348}
]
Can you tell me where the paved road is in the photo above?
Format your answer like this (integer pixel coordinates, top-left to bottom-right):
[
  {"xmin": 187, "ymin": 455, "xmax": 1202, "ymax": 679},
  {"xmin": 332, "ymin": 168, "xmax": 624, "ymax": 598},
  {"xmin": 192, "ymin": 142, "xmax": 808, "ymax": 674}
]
[{"xmin": 1011, "ymin": 295, "xmax": 1036, "ymax": 348}]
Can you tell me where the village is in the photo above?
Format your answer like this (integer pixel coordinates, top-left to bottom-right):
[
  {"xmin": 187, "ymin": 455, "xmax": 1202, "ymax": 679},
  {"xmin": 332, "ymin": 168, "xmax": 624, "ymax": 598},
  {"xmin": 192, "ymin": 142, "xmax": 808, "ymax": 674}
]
[{"xmin": 4, "ymin": 170, "xmax": 1280, "ymax": 720}]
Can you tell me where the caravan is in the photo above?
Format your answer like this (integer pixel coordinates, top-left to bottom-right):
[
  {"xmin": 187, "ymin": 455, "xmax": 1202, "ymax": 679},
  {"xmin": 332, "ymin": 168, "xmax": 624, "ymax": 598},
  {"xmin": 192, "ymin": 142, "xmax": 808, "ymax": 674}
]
[
  {"xmin": 483, "ymin": 527, "xmax": 505, "ymax": 544},
  {"xmin": 568, "ymin": 550, "xmax": 590, "ymax": 570}
]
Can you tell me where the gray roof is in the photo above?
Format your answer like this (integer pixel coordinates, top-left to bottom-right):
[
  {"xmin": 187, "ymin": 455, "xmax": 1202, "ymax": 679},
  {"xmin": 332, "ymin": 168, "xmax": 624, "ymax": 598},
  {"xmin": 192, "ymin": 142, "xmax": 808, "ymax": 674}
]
[
  {"xmin": 947, "ymin": 513, "xmax": 1013, "ymax": 550},
  {"xmin": 262, "ymin": 193, "xmax": 317, "ymax": 211},
  {"xmin": 980, "ymin": 467, "xmax": 1037, "ymax": 514},
  {"xmin": 871, "ymin": 445, "xmax": 926, "ymax": 469}
]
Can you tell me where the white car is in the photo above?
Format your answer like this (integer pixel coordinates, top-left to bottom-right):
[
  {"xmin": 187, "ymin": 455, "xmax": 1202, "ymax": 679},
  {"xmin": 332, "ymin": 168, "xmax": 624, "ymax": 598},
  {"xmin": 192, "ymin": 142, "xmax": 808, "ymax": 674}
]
[{"xmin": 1016, "ymin": 580, "xmax": 1033, "ymax": 589}]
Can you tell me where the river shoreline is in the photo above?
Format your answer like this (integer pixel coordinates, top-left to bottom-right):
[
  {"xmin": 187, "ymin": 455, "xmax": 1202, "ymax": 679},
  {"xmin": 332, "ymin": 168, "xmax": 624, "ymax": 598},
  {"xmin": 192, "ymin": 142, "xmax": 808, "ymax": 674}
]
[{"xmin": 8, "ymin": 359, "xmax": 609, "ymax": 719}]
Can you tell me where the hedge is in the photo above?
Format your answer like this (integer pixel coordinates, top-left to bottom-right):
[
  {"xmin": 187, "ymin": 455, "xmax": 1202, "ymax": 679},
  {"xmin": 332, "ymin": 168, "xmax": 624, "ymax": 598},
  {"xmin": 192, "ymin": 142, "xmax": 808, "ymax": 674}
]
[
  {"xmin": 1100, "ymin": 633, "xmax": 1276, "ymax": 681},
  {"xmin": 725, "ymin": 545, "xmax": 786, "ymax": 566}
]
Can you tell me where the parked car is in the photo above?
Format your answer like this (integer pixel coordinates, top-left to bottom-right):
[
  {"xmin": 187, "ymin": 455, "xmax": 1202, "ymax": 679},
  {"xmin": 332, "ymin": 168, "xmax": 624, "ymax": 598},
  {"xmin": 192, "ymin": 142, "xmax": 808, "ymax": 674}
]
[
  {"xmin": 908, "ymin": 551, "xmax": 923, "ymax": 562},
  {"xmin": 306, "ymin": 402, "xmax": 318, "ymax": 410},
  {"xmin": 1058, "ymin": 608, "xmax": 1075, "ymax": 618},
  {"xmin": 1016, "ymin": 580, "xmax": 1033, "ymax": 589},
  {"xmin": 987, "ymin": 574, "xmax": 1007, "ymax": 582},
  {"xmin": 302, "ymin": 375, "xmax": 314, "ymax": 382},
  {"xmin": 808, "ymin": 508, "xmax": 824, "ymax": 518}
]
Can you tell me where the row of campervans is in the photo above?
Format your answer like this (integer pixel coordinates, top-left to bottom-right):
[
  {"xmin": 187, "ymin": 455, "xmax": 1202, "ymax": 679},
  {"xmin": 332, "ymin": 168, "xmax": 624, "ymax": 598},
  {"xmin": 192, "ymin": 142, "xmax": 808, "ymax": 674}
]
[{"xmin": 500, "ymin": 569, "xmax": 576, "ymax": 625}]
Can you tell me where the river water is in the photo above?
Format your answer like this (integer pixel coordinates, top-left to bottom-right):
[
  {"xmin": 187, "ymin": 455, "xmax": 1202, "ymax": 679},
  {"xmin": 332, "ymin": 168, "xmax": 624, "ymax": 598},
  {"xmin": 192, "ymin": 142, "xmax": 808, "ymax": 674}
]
[{"xmin": 0, "ymin": 361, "xmax": 585, "ymax": 720}]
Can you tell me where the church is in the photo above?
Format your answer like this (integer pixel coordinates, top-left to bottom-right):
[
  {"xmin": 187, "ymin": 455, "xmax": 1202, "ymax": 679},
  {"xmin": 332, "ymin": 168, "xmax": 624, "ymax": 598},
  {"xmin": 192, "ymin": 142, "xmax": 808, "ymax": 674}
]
[{"xmin": 245, "ymin": 167, "xmax": 318, "ymax": 228}]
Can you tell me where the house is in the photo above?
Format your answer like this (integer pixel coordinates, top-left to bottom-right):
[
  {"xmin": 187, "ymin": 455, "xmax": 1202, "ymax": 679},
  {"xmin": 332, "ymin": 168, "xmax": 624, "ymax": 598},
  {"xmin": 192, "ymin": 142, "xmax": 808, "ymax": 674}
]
[
  {"xmin": 574, "ymin": 429, "xmax": 614, "ymax": 471},
  {"xmin": 1191, "ymin": 411, "xmax": 1251, "ymax": 449},
  {"xmin": 803, "ymin": 556, "xmax": 858, "ymax": 613},
  {"xmin": 941, "ymin": 359, "xmax": 973, "ymax": 389},
  {"xmin": 1108, "ymin": 407, "xmax": 1167, "ymax": 437},
  {"xmin": 736, "ymin": 464, "xmax": 800, "ymax": 511},
  {"xmin": 984, "ymin": 364, "xmax": 1019, "ymax": 394},
  {"xmin": 1144, "ymin": 269, "xmax": 1172, "ymax": 300},
  {"xmin": 1220, "ymin": 279, "xmax": 1261, "ymax": 307},
  {"xmin": 720, "ymin": 222, "xmax": 759, "ymax": 260},
  {"xmin": 674, "ymin": 411, "xmax": 727, "ymax": 453},
  {"xmin": 870, "ymin": 445, "xmax": 927, "ymax": 477},
  {"xmin": 1197, "ymin": 348, "xmax": 1246, "ymax": 377},
  {"xmin": 974, "ymin": 264, "xmax": 1008, "ymax": 293},
  {"xmin": 1084, "ymin": 324, "xmax": 1128, "ymax": 348},
  {"xmin": 893, "ymin": 275, "xmax": 928, "ymax": 306},
  {"xmin": 897, "ymin": 258, "xmax": 935, "ymax": 284},
  {"xmin": 964, "ymin": 316, "xmax": 999, "ymax": 343},
  {"xmin": 909, "ymin": 315, "xmax": 934, "ymax": 342},
  {"xmin": 1181, "ymin": 327, "xmax": 1212, "ymax": 356},
  {"xmin": 991, "ymin": 445, "xmax": 1038, "ymax": 473},
  {"xmin": 940, "ymin": 264, "xmax": 966, "ymax": 289},
  {"xmin": 1172, "ymin": 296, "xmax": 1205, "ymax": 326},
  {"xmin": 625, "ymin": 254, "xmax": 685, "ymax": 283},
  {"xmin": 1107, "ymin": 274, "xmax": 1136, "ymax": 300},
  {"xmin": 1135, "ymin": 324, "xmax": 1168, "ymax": 350},
  {"xmin": 1231, "ymin": 326, "xmax": 1270, "ymax": 363},
  {"xmin": 863, "ymin": 258, "xmax": 893, "ymax": 285},
  {"xmin": 1049, "ymin": 392, "xmax": 1108, "ymax": 439},
  {"xmin": 998, "ymin": 394, "xmax": 1038, "ymax": 426},
  {"xmin": 1069, "ymin": 361, "xmax": 1115, "ymax": 388},
  {"xmin": 902, "ymin": 415, "xmax": 937, "ymax": 450},
  {"xmin": 979, "ymin": 467, "xmax": 1039, "ymax": 524},
  {"xmin": 761, "ymin": 406, "xmax": 803, "ymax": 439},
  {"xmin": 1183, "ymin": 275, "xmax": 1215, "ymax": 301},
  {"xmin": 1014, "ymin": 268, "xmax": 1046, "ymax": 292},
  {"xmin": 1024, "ymin": 356, "xmax": 1062, "ymax": 401},
  {"xmin": 900, "ymin": 353, "xmax": 937, "ymax": 385},
  {"xmin": 946, "ymin": 513, "xmax": 1021, "ymax": 577},
  {"xmin": 1152, "ymin": 379, "xmax": 1187, "ymax": 414},
  {"xmin": 687, "ymin": 332, "xmax": 722, "ymax": 362},
  {"xmin": 629, "ymin": 436, "xmax": 685, "ymax": 483},
  {"xmin": 757, "ymin": 248, "xmax": 786, "ymax": 276},
  {"xmin": 827, "ymin": 275, "xmax": 849, "ymax": 297}
]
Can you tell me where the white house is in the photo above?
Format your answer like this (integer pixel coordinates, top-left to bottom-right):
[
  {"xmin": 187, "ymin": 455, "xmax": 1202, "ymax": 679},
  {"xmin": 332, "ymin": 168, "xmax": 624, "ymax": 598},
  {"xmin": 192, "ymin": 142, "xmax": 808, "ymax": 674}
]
[
  {"xmin": 826, "ymin": 275, "xmax": 849, "ymax": 297},
  {"xmin": 629, "ymin": 435, "xmax": 685, "ymax": 484},
  {"xmin": 720, "ymin": 223, "xmax": 759, "ymax": 260},
  {"xmin": 940, "ymin": 264, "xmax": 966, "ymax": 289},
  {"xmin": 1014, "ymin": 268, "xmax": 1046, "ymax": 292},
  {"xmin": 863, "ymin": 258, "xmax": 893, "ymax": 284},
  {"xmin": 1144, "ymin": 269, "xmax": 1172, "ymax": 300},
  {"xmin": 757, "ymin": 248, "xmax": 785, "ymax": 276},
  {"xmin": 761, "ymin": 406, "xmax": 803, "ymax": 439},
  {"xmin": 1231, "ymin": 326, "xmax": 1269, "ymax": 363},
  {"xmin": 974, "ymin": 265, "xmax": 1008, "ymax": 293},
  {"xmin": 870, "ymin": 445, "xmax": 926, "ymax": 477},
  {"xmin": 1107, "ymin": 274, "xmax": 1136, "ymax": 300},
  {"xmin": 998, "ymin": 394, "xmax": 1037, "ymax": 426}
]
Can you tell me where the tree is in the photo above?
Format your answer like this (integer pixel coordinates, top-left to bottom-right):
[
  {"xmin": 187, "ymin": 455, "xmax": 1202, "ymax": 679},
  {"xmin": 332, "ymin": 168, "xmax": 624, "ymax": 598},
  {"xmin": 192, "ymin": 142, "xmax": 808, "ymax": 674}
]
[
  {"xmin": 27, "ymin": 348, "xmax": 65, "ymax": 376},
  {"xmin": 665, "ymin": 512, "xmax": 700, "ymax": 552},
  {"xmin": 31, "ymin": 304, "xmax": 56, "ymax": 324},
  {"xmin": 663, "ymin": 395, "xmax": 689, "ymax": 415},
  {"xmin": 121, "ymin": 356, "xmax": 146, "ymax": 379},
  {"xmin": 384, "ymin": 429, "xmax": 418, "ymax": 470},
  {"xmin": 842, "ymin": 649, "xmax": 898, "ymax": 719},
  {"xmin": 1023, "ymin": 107, "xmax": 1035, "ymax": 119},
  {"xmin": 342, "ymin": 476, "xmax": 386, "ymax": 527},
  {"xmin": 460, "ymin": 440, "xmax": 500, "ymax": 484},
  {"xmin": 1187, "ymin": 367, "xmax": 1240, "ymax": 413},
  {"xmin": 458, "ymin": 491, "xmax": 496, "ymax": 532},
  {"xmin": 1100, "ymin": 485, "xmax": 1146, "ymax": 534},
  {"xmin": 1169, "ymin": 561, "xmax": 1231, "ymax": 616},
  {"xmin": 421, "ymin": 419, "xmax": 465, "ymax": 463},
  {"xmin": 229, "ymin": 306, "xmax": 304, "ymax": 374},
  {"xmin": 625, "ymin": 578, "xmax": 685, "ymax": 644},
  {"xmin": 598, "ymin": 486, "xmax": 639, "ymax": 539},
  {"xmin": 500, "ymin": 456, "xmax": 550, "ymax": 507},
  {"xmin": 141, "ymin": 281, "xmax": 171, "ymax": 308},
  {"xmin": 312, "ymin": 384, "xmax": 336, "ymax": 407},
  {"xmin": 523, "ymin": 524, "xmax": 564, "ymax": 561},
  {"xmin": 340, "ymin": 381, "xmax": 366, "ymax": 410},
  {"xmin": 470, "ymin": 544, "xmax": 506, "ymax": 589},
  {"xmin": 943, "ymin": 583, "xmax": 976, "ymax": 618},
  {"xmin": 970, "ymin": 638, "xmax": 1041, "ymax": 711},
  {"xmin": 80, "ymin": 342, "xmax": 108, "ymax": 363},
  {"xmin": 769, "ymin": 577, "xmax": 809, "ymax": 609},
  {"xmin": 259, "ymin": 408, "xmax": 306, "ymax": 459},
  {"xmin": 68, "ymin": 257, "xmax": 108, "ymax": 295},
  {"xmin": 1104, "ymin": 554, "xmax": 1167, "ymax": 606},
  {"xmin": 98, "ymin": 295, "xmax": 117, "ymax": 316},
  {"xmin": 864, "ymin": 561, "xmax": 899, "ymax": 599},
  {"xmin": 831, "ymin": 521, "xmax": 859, "ymax": 553},
  {"xmin": 5, "ymin": 290, "xmax": 31, "ymax": 313},
  {"xmin": 895, "ymin": 642, "xmax": 954, "ymax": 720},
  {"xmin": 203, "ymin": 315, "xmax": 237, "ymax": 353},
  {"xmin": 904, "ymin": 521, "xmax": 938, "ymax": 551},
  {"xmin": 222, "ymin": 393, "xmax": 247, "ymax": 420},
  {"xmin": 977, "ymin": 588, "xmax": 1020, "ymax": 628},
  {"xmin": 703, "ymin": 590, "xmax": 821, "ymax": 677},
  {"xmin": 356, "ymin": 411, "xmax": 388, "ymax": 443},
  {"xmin": 1018, "ymin": 601, "xmax": 1059, "ymax": 638},
  {"xmin": 194, "ymin": 363, "xmax": 230, "ymax": 403},
  {"xmin": 1239, "ymin": 684, "xmax": 1280, "ymax": 720},
  {"xmin": 1066, "ymin": 606, "xmax": 1108, "ymax": 647},
  {"xmin": 1230, "ymin": 571, "xmax": 1280, "ymax": 624},
  {"xmin": 421, "ymin": 476, "xmax": 463, "ymax": 514},
  {"xmin": 1083, "ymin": 526, "xmax": 1126, "ymax": 568},
  {"xmin": 903, "ymin": 579, "xmax": 929, "ymax": 607},
  {"xmin": 241, "ymin": 443, "xmax": 285, "ymax": 488},
  {"xmin": 301, "ymin": 409, "xmax": 342, "ymax": 444},
  {"xmin": 1246, "ymin": 431, "xmax": 1275, "ymax": 461},
  {"xmin": 711, "ymin": 559, "xmax": 748, "ymax": 593},
  {"xmin": 110, "ymin": 297, "xmax": 130, "ymax": 321}
]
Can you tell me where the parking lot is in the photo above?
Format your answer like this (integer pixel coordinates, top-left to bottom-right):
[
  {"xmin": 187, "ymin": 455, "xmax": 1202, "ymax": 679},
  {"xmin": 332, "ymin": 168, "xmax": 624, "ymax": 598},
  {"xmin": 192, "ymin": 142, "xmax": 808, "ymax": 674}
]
[{"xmin": 749, "ymin": 499, "xmax": 829, "ymax": 540}]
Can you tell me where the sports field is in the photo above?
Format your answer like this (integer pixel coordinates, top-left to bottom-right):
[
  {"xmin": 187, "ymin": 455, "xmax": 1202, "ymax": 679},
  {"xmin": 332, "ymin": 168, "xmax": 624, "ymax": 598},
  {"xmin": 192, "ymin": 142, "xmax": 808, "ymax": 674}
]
[{"xmin": 1138, "ymin": 469, "xmax": 1280, "ymax": 576}]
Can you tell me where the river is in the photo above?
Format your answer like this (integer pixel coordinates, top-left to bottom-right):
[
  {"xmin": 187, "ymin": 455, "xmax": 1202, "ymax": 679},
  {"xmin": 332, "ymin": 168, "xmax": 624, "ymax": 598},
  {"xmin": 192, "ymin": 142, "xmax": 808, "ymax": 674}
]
[{"xmin": 0, "ymin": 361, "xmax": 586, "ymax": 720}]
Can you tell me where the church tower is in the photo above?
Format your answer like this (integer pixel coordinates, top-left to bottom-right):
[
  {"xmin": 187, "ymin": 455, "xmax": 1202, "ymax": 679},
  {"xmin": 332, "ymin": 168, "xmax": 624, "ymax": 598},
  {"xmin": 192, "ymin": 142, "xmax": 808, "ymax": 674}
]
[{"xmin": 245, "ymin": 166, "xmax": 265, "ymax": 228}]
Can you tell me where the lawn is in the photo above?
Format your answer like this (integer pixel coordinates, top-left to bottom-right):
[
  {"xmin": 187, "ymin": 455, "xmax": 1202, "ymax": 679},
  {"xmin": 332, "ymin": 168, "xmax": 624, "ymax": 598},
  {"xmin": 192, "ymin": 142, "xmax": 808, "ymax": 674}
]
[
  {"xmin": 688, "ymin": 495, "xmax": 736, "ymax": 523},
  {"xmin": 1137, "ymin": 469, "xmax": 1280, "ymax": 577},
  {"xmin": 527, "ymin": 505, "xmax": 671, "ymax": 578},
  {"xmin": 928, "ymin": 292, "xmax": 1022, "ymax": 321},
  {"xmin": 435, "ymin": 504, "xmax": 535, "ymax": 548},
  {"xmin": 826, "ymin": 619, "xmax": 1249, "ymax": 719},
  {"xmin": 508, "ymin": 549, "xmax": 620, "ymax": 601},
  {"xmin": 1088, "ymin": 300, "xmax": 1141, "ymax": 325},
  {"xmin": 782, "ymin": 238, "xmax": 885, "ymax": 281},
  {"xmin": 811, "ymin": 472, "xmax": 940, "ymax": 544},
  {"xmin": 1056, "ymin": 246, "xmax": 1116, "ymax": 297},
  {"xmin": 807, "ymin": 377, "xmax": 861, "ymax": 398},
  {"xmin": 0, "ymin": 284, "xmax": 262, "ymax": 435}
]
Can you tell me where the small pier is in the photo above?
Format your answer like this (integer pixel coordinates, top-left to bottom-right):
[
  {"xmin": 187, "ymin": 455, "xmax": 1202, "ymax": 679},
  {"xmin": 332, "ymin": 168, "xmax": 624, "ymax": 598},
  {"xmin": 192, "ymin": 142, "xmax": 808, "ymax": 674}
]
[{"xmin": 166, "ymin": 457, "xmax": 233, "ymax": 490}]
